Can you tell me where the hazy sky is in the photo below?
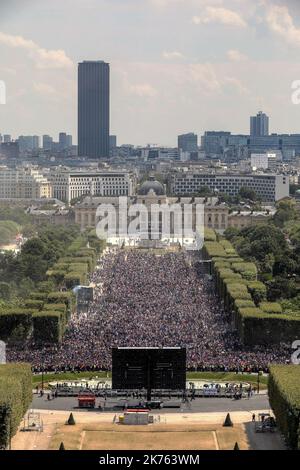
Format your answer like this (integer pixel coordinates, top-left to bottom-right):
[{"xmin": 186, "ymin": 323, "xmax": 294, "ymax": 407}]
[{"xmin": 1, "ymin": 0, "xmax": 300, "ymax": 146}]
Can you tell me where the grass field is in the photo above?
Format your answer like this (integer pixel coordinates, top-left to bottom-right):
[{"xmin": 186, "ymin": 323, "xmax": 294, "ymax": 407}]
[
  {"xmin": 49, "ymin": 423, "xmax": 249, "ymax": 451},
  {"xmin": 33, "ymin": 371, "xmax": 268, "ymax": 389}
]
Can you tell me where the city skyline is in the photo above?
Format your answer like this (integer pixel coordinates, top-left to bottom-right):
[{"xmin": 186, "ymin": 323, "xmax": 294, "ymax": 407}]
[{"xmin": 1, "ymin": 0, "xmax": 300, "ymax": 146}]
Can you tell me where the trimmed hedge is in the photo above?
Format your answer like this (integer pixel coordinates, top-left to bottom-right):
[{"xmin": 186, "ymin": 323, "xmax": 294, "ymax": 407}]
[
  {"xmin": 232, "ymin": 262, "xmax": 257, "ymax": 281},
  {"xmin": 234, "ymin": 299, "xmax": 256, "ymax": 310},
  {"xmin": 33, "ymin": 311, "xmax": 64, "ymax": 344},
  {"xmin": 268, "ymin": 365, "xmax": 300, "ymax": 450},
  {"xmin": 203, "ymin": 242, "xmax": 227, "ymax": 258},
  {"xmin": 24, "ymin": 300, "xmax": 44, "ymax": 311},
  {"xmin": 0, "ymin": 309, "xmax": 36, "ymax": 341},
  {"xmin": 29, "ymin": 292, "xmax": 48, "ymax": 302},
  {"xmin": 260, "ymin": 302, "xmax": 283, "ymax": 314},
  {"xmin": 247, "ymin": 281, "xmax": 267, "ymax": 305},
  {"xmin": 43, "ymin": 303, "xmax": 66, "ymax": 313},
  {"xmin": 204, "ymin": 228, "xmax": 217, "ymax": 242},
  {"xmin": 235, "ymin": 309, "xmax": 300, "ymax": 346},
  {"xmin": 64, "ymin": 272, "xmax": 87, "ymax": 289},
  {"xmin": 0, "ymin": 364, "xmax": 32, "ymax": 449},
  {"xmin": 47, "ymin": 291, "xmax": 75, "ymax": 313}
]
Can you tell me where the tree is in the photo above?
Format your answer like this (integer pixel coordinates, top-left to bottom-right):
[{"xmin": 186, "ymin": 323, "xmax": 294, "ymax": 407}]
[
  {"xmin": 233, "ymin": 442, "xmax": 240, "ymax": 450},
  {"xmin": 239, "ymin": 187, "xmax": 259, "ymax": 202},
  {"xmin": 0, "ymin": 282, "xmax": 13, "ymax": 301},
  {"xmin": 273, "ymin": 199, "xmax": 298, "ymax": 228},
  {"xmin": 59, "ymin": 442, "xmax": 65, "ymax": 450},
  {"xmin": 266, "ymin": 277, "xmax": 297, "ymax": 301},
  {"xmin": 194, "ymin": 186, "xmax": 213, "ymax": 197}
]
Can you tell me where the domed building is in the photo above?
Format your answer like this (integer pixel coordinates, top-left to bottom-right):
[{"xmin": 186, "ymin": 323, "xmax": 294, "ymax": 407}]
[{"xmin": 138, "ymin": 176, "xmax": 166, "ymax": 197}]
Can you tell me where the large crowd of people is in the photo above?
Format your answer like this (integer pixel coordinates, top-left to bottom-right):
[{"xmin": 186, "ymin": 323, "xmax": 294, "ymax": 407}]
[{"xmin": 7, "ymin": 249, "xmax": 290, "ymax": 372}]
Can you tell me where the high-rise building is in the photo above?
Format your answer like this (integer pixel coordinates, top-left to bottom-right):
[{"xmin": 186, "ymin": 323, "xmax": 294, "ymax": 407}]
[
  {"xmin": 78, "ymin": 60, "xmax": 110, "ymax": 158},
  {"xmin": 43, "ymin": 135, "xmax": 53, "ymax": 151},
  {"xmin": 178, "ymin": 133, "xmax": 198, "ymax": 152},
  {"xmin": 250, "ymin": 111, "xmax": 269, "ymax": 137},
  {"xmin": 59, "ymin": 132, "xmax": 68, "ymax": 151},
  {"xmin": 3, "ymin": 134, "xmax": 11, "ymax": 143},
  {"xmin": 109, "ymin": 135, "xmax": 117, "ymax": 149},
  {"xmin": 66, "ymin": 135, "xmax": 72, "ymax": 148}
]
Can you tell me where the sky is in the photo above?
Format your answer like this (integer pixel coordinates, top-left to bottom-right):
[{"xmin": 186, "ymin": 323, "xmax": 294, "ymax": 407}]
[{"xmin": 1, "ymin": 0, "xmax": 300, "ymax": 146}]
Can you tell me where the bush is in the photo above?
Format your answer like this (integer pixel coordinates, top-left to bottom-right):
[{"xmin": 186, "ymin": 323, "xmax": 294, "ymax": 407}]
[
  {"xmin": 260, "ymin": 302, "xmax": 283, "ymax": 314},
  {"xmin": 268, "ymin": 365, "xmax": 300, "ymax": 450}
]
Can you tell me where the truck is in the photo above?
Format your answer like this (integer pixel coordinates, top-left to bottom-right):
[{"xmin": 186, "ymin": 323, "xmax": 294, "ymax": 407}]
[{"xmin": 78, "ymin": 392, "xmax": 96, "ymax": 409}]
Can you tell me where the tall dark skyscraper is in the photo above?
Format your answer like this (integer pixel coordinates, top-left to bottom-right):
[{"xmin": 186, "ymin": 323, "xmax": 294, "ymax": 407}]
[
  {"xmin": 78, "ymin": 60, "xmax": 110, "ymax": 158},
  {"xmin": 250, "ymin": 111, "xmax": 269, "ymax": 137}
]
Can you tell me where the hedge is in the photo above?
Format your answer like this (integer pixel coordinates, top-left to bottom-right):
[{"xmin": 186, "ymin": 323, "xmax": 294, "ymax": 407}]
[
  {"xmin": 24, "ymin": 300, "xmax": 44, "ymax": 311},
  {"xmin": 46, "ymin": 270, "xmax": 67, "ymax": 284},
  {"xmin": 66, "ymin": 237, "xmax": 86, "ymax": 253},
  {"xmin": 59, "ymin": 256, "xmax": 94, "ymax": 272},
  {"xmin": 67, "ymin": 263, "xmax": 89, "ymax": 273},
  {"xmin": 247, "ymin": 281, "xmax": 267, "ymax": 305},
  {"xmin": 234, "ymin": 299, "xmax": 256, "ymax": 310},
  {"xmin": 0, "ymin": 364, "xmax": 32, "ymax": 448},
  {"xmin": 268, "ymin": 365, "xmax": 300, "ymax": 450},
  {"xmin": 64, "ymin": 272, "xmax": 87, "ymax": 289},
  {"xmin": 43, "ymin": 303, "xmax": 66, "ymax": 313},
  {"xmin": 0, "ymin": 309, "xmax": 35, "ymax": 341},
  {"xmin": 235, "ymin": 309, "xmax": 300, "ymax": 346},
  {"xmin": 42, "ymin": 303, "xmax": 68, "ymax": 325},
  {"xmin": 33, "ymin": 311, "xmax": 64, "ymax": 344},
  {"xmin": 203, "ymin": 242, "xmax": 227, "ymax": 259},
  {"xmin": 204, "ymin": 228, "xmax": 217, "ymax": 242},
  {"xmin": 232, "ymin": 262, "xmax": 257, "ymax": 280},
  {"xmin": 260, "ymin": 302, "xmax": 283, "ymax": 314},
  {"xmin": 47, "ymin": 291, "xmax": 75, "ymax": 313},
  {"xmin": 29, "ymin": 292, "xmax": 49, "ymax": 302}
]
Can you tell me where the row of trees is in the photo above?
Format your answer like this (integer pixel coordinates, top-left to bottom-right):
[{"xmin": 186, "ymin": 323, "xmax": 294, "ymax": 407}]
[
  {"xmin": 0, "ymin": 224, "xmax": 81, "ymax": 301},
  {"xmin": 224, "ymin": 207, "xmax": 300, "ymax": 302}
]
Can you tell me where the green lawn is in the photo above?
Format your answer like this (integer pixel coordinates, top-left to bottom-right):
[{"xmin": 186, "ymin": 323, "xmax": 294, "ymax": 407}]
[{"xmin": 33, "ymin": 371, "xmax": 268, "ymax": 389}]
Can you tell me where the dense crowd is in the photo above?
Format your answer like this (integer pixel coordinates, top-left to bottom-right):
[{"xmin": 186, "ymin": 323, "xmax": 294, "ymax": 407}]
[{"xmin": 7, "ymin": 249, "xmax": 291, "ymax": 372}]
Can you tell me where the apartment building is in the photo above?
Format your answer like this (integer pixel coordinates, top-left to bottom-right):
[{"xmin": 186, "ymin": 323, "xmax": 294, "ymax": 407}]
[
  {"xmin": 0, "ymin": 166, "xmax": 52, "ymax": 199},
  {"xmin": 170, "ymin": 172, "xmax": 289, "ymax": 202},
  {"xmin": 49, "ymin": 169, "xmax": 136, "ymax": 202}
]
